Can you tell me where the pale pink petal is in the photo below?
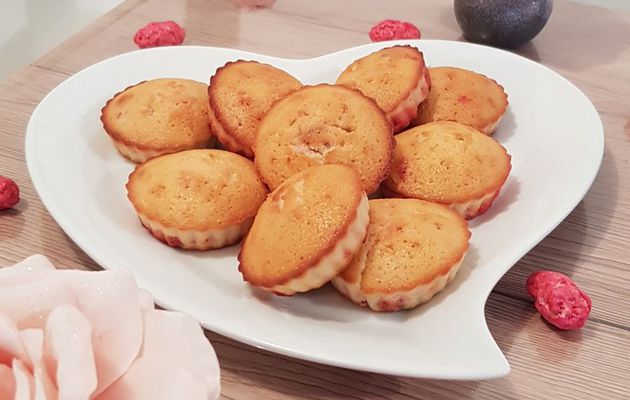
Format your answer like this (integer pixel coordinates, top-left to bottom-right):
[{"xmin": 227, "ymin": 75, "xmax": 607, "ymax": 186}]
[
  {"xmin": 0, "ymin": 314, "xmax": 27, "ymax": 366},
  {"xmin": 98, "ymin": 310, "xmax": 220, "ymax": 400},
  {"xmin": 44, "ymin": 305, "xmax": 96, "ymax": 400},
  {"xmin": 0, "ymin": 259, "xmax": 75, "ymax": 330},
  {"xmin": 0, "ymin": 267, "xmax": 77, "ymax": 329},
  {"xmin": 0, "ymin": 256, "xmax": 143, "ymax": 395},
  {"xmin": 62, "ymin": 268, "xmax": 143, "ymax": 395},
  {"xmin": 0, "ymin": 364, "xmax": 16, "ymax": 399},
  {"xmin": 20, "ymin": 329, "xmax": 57, "ymax": 400},
  {"xmin": 0, "ymin": 255, "xmax": 55, "ymax": 286},
  {"xmin": 12, "ymin": 359, "xmax": 34, "ymax": 400},
  {"xmin": 137, "ymin": 289, "xmax": 154, "ymax": 312}
]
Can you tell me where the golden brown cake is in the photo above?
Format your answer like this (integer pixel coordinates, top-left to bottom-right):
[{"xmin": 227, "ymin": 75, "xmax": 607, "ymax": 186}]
[
  {"xmin": 412, "ymin": 67, "xmax": 508, "ymax": 135},
  {"xmin": 238, "ymin": 164, "xmax": 369, "ymax": 296},
  {"xmin": 126, "ymin": 149, "xmax": 268, "ymax": 250},
  {"xmin": 383, "ymin": 121, "xmax": 511, "ymax": 219},
  {"xmin": 254, "ymin": 84, "xmax": 393, "ymax": 194},
  {"xmin": 208, "ymin": 60, "xmax": 302, "ymax": 158},
  {"xmin": 332, "ymin": 198, "xmax": 470, "ymax": 312},
  {"xmin": 101, "ymin": 78, "xmax": 214, "ymax": 162},
  {"xmin": 335, "ymin": 45, "xmax": 430, "ymax": 133}
]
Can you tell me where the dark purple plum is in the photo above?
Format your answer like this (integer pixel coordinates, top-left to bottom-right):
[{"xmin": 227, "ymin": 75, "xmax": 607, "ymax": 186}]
[{"xmin": 454, "ymin": 0, "xmax": 553, "ymax": 49}]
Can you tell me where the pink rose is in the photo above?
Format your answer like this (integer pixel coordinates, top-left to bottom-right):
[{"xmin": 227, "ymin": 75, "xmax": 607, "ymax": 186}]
[{"xmin": 0, "ymin": 255, "xmax": 220, "ymax": 399}]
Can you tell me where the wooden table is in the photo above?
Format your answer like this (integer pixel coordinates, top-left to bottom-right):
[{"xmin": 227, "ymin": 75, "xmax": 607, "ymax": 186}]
[{"xmin": 1, "ymin": 0, "xmax": 629, "ymax": 398}]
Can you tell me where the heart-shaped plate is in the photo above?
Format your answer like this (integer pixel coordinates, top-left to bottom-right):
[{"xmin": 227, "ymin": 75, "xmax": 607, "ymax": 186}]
[{"xmin": 25, "ymin": 40, "xmax": 603, "ymax": 379}]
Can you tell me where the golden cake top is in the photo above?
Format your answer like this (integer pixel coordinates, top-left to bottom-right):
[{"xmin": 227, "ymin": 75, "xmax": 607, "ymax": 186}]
[
  {"xmin": 101, "ymin": 78, "xmax": 212, "ymax": 151},
  {"xmin": 239, "ymin": 164, "xmax": 365, "ymax": 288},
  {"xmin": 126, "ymin": 149, "xmax": 268, "ymax": 231},
  {"xmin": 254, "ymin": 84, "xmax": 393, "ymax": 193},
  {"xmin": 339, "ymin": 198, "xmax": 470, "ymax": 293},
  {"xmin": 385, "ymin": 121, "xmax": 511, "ymax": 203},
  {"xmin": 413, "ymin": 67, "xmax": 508, "ymax": 134},
  {"xmin": 335, "ymin": 45, "xmax": 426, "ymax": 113},
  {"xmin": 208, "ymin": 60, "xmax": 302, "ymax": 156}
]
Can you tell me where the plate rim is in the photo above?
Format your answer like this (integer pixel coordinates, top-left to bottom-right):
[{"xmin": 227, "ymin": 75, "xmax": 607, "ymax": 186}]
[{"xmin": 24, "ymin": 39, "xmax": 604, "ymax": 379}]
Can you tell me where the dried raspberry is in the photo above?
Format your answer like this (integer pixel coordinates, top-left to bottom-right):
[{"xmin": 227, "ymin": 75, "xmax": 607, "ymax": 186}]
[
  {"xmin": 369, "ymin": 20, "xmax": 421, "ymax": 42},
  {"xmin": 0, "ymin": 176, "xmax": 20, "ymax": 210},
  {"xmin": 134, "ymin": 21, "xmax": 186, "ymax": 49},
  {"xmin": 526, "ymin": 271, "xmax": 591, "ymax": 330}
]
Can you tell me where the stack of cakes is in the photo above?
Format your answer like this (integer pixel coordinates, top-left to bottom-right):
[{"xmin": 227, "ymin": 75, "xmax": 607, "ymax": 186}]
[{"xmin": 100, "ymin": 45, "xmax": 512, "ymax": 312}]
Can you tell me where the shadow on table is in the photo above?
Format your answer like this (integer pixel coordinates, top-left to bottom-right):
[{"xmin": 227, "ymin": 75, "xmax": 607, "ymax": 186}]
[
  {"xmin": 438, "ymin": 1, "xmax": 630, "ymax": 74},
  {"xmin": 0, "ymin": 198, "xmax": 28, "ymax": 241},
  {"xmin": 209, "ymin": 328, "xmax": 490, "ymax": 399},
  {"xmin": 53, "ymin": 221, "xmax": 102, "ymax": 271},
  {"xmin": 493, "ymin": 142, "xmax": 618, "ymax": 303},
  {"xmin": 523, "ymin": 1, "xmax": 630, "ymax": 73},
  {"xmin": 477, "ymin": 143, "xmax": 618, "ymax": 392}
]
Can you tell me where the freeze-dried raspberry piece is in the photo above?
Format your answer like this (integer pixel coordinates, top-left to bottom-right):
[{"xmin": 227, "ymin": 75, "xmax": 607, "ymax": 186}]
[
  {"xmin": 526, "ymin": 271, "xmax": 591, "ymax": 330},
  {"xmin": 0, "ymin": 176, "xmax": 19, "ymax": 210},
  {"xmin": 369, "ymin": 20, "xmax": 421, "ymax": 42},
  {"xmin": 134, "ymin": 21, "xmax": 186, "ymax": 49}
]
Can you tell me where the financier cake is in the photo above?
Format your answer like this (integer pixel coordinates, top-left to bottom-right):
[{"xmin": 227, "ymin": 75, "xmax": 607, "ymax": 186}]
[
  {"xmin": 126, "ymin": 149, "xmax": 268, "ymax": 250},
  {"xmin": 412, "ymin": 67, "xmax": 508, "ymax": 135},
  {"xmin": 335, "ymin": 45, "xmax": 431, "ymax": 133},
  {"xmin": 384, "ymin": 121, "xmax": 511, "ymax": 219},
  {"xmin": 238, "ymin": 164, "xmax": 369, "ymax": 296},
  {"xmin": 208, "ymin": 60, "xmax": 302, "ymax": 158},
  {"xmin": 332, "ymin": 198, "xmax": 470, "ymax": 312},
  {"xmin": 101, "ymin": 78, "xmax": 214, "ymax": 162},
  {"xmin": 254, "ymin": 84, "xmax": 393, "ymax": 194}
]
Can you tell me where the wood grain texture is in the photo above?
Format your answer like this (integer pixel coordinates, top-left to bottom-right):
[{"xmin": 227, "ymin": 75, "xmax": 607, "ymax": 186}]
[
  {"xmin": 0, "ymin": 65, "xmax": 97, "ymax": 270},
  {"xmin": 211, "ymin": 294, "xmax": 630, "ymax": 400},
  {"xmin": 1, "ymin": 0, "xmax": 629, "ymax": 399}
]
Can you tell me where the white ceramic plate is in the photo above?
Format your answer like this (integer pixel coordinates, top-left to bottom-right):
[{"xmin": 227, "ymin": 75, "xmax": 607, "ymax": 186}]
[{"xmin": 25, "ymin": 40, "xmax": 603, "ymax": 380}]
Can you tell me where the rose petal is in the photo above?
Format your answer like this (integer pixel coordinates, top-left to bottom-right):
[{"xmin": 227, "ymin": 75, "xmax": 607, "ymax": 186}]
[
  {"xmin": 0, "ymin": 314, "xmax": 28, "ymax": 366},
  {"xmin": 62, "ymin": 269, "xmax": 144, "ymax": 395},
  {"xmin": 0, "ymin": 257, "xmax": 219, "ymax": 398},
  {"xmin": 12, "ymin": 359, "xmax": 34, "ymax": 400},
  {"xmin": 0, "ymin": 255, "xmax": 55, "ymax": 286},
  {"xmin": 137, "ymin": 289, "xmax": 155, "ymax": 312},
  {"xmin": 20, "ymin": 329, "xmax": 57, "ymax": 400},
  {"xmin": 98, "ymin": 310, "xmax": 220, "ymax": 400},
  {"xmin": 44, "ymin": 305, "xmax": 97, "ymax": 400},
  {"xmin": 1, "ymin": 257, "xmax": 145, "ymax": 396},
  {"xmin": 0, "ymin": 255, "xmax": 67, "ymax": 332},
  {"xmin": 0, "ymin": 264, "xmax": 76, "ymax": 330},
  {"xmin": 0, "ymin": 364, "xmax": 16, "ymax": 399}
]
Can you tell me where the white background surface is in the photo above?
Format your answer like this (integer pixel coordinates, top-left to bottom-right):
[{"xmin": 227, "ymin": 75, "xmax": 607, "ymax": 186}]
[
  {"xmin": 0, "ymin": 0, "xmax": 122, "ymax": 81},
  {"xmin": 0, "ymin": 0, "xmax": 628, "ymax": 83}
]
